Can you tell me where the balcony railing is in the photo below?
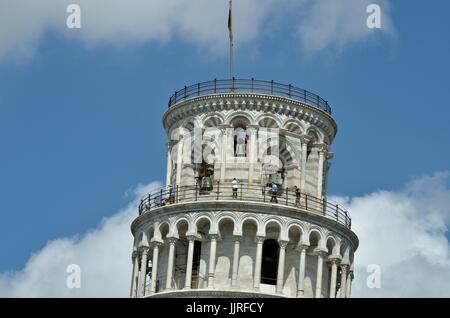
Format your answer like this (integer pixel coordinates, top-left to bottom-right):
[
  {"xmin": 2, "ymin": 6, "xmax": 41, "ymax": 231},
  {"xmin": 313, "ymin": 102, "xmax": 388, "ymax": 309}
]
[
  {"xmin": 138, "ymin": 183, "xmax": 351, "ymax": 229},
  {"xmin": 167, "ymin": 78, "xmax": 332, "ymax": 114}
]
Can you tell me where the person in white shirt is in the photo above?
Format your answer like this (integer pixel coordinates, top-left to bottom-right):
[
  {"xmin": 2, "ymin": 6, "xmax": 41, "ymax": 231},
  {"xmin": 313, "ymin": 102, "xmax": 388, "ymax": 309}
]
[
  {"xmin": 270, "ymin": 183, "xmax": 278, "ymax": 203},
  {"xmin": 232, "ymin": 178, "xmax": 238, "ymax": 198}
]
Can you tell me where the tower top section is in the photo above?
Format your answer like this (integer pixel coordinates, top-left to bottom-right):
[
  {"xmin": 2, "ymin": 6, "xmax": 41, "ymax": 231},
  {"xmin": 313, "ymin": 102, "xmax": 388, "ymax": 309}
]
[
  {"xmin": 167, "ymin": 78, "xmax": 331, "ymax": 114},
  {"xmin": 130, "ymin": 77, "xmax": 358, "ymax": 299}
]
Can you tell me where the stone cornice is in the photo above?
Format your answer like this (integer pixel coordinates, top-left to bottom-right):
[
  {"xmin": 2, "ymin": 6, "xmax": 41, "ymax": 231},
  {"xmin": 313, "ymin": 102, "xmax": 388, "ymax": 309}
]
[
  {"xmin": 130, "ymin": 200, "xmax": 359, "ymax": 250},
  {"xmin": 162, "ymin": 93, "xmax": 338, "ymax": 142}
]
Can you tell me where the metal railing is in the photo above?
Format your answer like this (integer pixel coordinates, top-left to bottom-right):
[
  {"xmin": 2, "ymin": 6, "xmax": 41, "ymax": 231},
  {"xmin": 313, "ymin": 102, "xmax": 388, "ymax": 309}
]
[
  {"xmin": 138, "ymin": 183, "xmax": 351, "ymax": 229},
  {"xmin": 168, "ymin": 78, "xmax": 332, "ymax": 114},
  {"xmin": 144, "ymin": 274, "xmax": 208, "ymax": 296}
]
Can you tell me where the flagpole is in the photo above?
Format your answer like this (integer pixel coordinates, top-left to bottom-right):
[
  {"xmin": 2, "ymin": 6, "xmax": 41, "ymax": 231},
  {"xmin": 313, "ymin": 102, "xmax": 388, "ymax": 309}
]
[{"xmin": 228, "ymin": 0, "xmax": 234, "ymax": 81}]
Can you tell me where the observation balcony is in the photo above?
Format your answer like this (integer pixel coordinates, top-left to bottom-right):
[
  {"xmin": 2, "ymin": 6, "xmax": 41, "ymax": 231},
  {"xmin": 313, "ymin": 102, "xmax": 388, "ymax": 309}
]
[
  {"xmin": 138, "ymin": 183, "xmax": 351, "ymax": 229},
  {"xmin": 167, "ymin": 78, "xmax": 332, "ymax": 114}
]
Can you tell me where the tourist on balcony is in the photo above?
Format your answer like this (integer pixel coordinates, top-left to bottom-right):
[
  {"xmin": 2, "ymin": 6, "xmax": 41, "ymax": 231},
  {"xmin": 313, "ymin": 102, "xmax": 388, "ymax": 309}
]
[
  {"xmin": 167, "ymin": 185, "xmax": 175, "ymax": 204},
  {"xmin": 232, "ymin": 178, "xmax": 238, "ymax": 198},
  {"xmin": 295, "ymin": 186, "xmax": 300, "ymax": 207},
  {"xmin": 270, "ymin": 182, "xmax": 278, "ymax": 203}
]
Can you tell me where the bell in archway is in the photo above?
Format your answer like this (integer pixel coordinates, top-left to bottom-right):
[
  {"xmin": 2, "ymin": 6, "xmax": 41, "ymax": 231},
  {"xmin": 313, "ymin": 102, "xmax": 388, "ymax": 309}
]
[{"xmin": 201, "ymin": 176, "xmax": 212, "ymax": 191}]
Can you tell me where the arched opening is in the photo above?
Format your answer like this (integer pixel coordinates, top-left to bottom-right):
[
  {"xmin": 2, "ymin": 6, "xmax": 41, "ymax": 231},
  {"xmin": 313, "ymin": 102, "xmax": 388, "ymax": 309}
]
[
  {"xmin": 326, "ymin": 237, "xmax": 336, "ymax": 298},
  {"xmin": 198, "ymin": 129, "xmax": 220, "ymax": 193},
  {"xmin": 231, "ymin": 117, "xmax": 249, "ymax": 157},
  {"xmin": 191, "ymin": 241, "xmax": 202, "ymax": 289},
  {"xmin": 308, "ymin": 230, "xmax": 321, "ymax": 252},
  {"xmin": 156, "ymin": 223, "xmax": 170, "ymax": 293},
  {"xmin": 239, "ymin": 218, "xmax": 258, "ymax": 289},
  {"xmin": 215, "ymin": 218, "xmax": 235, "ymax": 286},
  {"xmin": 144, "ymin": 228, "xmax": 154, "ymax": 295},
  {"xmin": 203, "ymin": 116, "xmax": 223, "ymax": 128},
  {"xmin": 173, "ymin": 220, "xmax": 189, "ymax": 290},
  {"xmin": 337, "ymin": 243, "xmax": 347, "ymax": 295},
  {"xmin": 258, "ymin": 117, "xmax": 279, "ymax": 129},
  {"xmin": 284, "ymin": 122, "xmax": 303, "ymax": 135},
  {"xmin": 195, "ymin": 217, "xmax": 211, "ymax": 288},
  {"xmin": 261, "ymin": 239, "xmax": 279, "ymax": 285},
  {"xmin": 288, "ymin": 225, "xmax": 302, "ymax": 246}
]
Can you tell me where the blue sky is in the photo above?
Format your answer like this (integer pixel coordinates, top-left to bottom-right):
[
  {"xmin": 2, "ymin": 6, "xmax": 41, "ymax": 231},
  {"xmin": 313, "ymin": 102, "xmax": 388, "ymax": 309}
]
[{"xmin": 0, "ymin": 0, "xmax": 449, "ymax": 277}]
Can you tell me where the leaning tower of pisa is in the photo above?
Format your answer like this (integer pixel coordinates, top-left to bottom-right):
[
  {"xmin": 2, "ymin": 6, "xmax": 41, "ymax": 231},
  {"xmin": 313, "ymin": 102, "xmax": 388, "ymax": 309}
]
[{"xmin": 129, "ymin": 78, "xmax": 358, "ymax": 298}]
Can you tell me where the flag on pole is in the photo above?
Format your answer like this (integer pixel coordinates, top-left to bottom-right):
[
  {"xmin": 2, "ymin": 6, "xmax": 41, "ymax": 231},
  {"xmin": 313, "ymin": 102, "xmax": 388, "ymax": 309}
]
[
  {"xmin": 228, "ymin": 0, "xmax": 234, "ymax": 80},
  {"xmin": 228, "ymin": 0, "xmax": 233, "ymax": 46}
]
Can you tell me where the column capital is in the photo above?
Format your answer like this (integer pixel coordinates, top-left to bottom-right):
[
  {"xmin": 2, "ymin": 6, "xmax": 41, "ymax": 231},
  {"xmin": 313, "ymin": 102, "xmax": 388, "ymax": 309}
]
[
  {"xmin": 167, "ymin": 237, "xmax": 178, "ymax": 245},
  {"xmin": 209, "ymin": 234, "xmax": 220, "ymax": 241},
  {"xmin": 219, "ymin": 124, "xmax": 232, "ymax": 133},
  {"xmin": 132, "ymin": 250, "xmax": 139, "ymax": 259},
  {"xmin": 313, "ymin": 143, "xmax": 328, "ymax": 154},
  {"xmin": 255, "ymin": 235, "xmax": 266, "ymax": 243},
  {"xmin": 296, "ymin": 241, "xmax": 310, "ymax": 252},
  {"xmin": 340, "ymin": 263, "xmax": 350, "ymax": 272},
  {"xmin": 278, "ymin": 240, "xmax": 289, "ymax": 249},
  {"xmin": 300, "ymin": 135, "xmax": 311, "ymax": 145},
  {"xmin": 138, "ymin": 245, "xmax": 150, "ymax": 254},
  {"xmin": 186, "ymin": 235, "xmax": 197, "ymax": 242},
  {"xmin": 233, "ymin": 235, "xmax": 243, "ymax": 242},
  {"xmin": 327, "ymin": 256, "xmax": 342, "ymax": 265},
  {"xmin": 150, "ymin": 238, "xmax": 164, "ymax": 246},
  {"xmin": 312, "ymin": 247, "xmax": 328, "ymax": 257}
]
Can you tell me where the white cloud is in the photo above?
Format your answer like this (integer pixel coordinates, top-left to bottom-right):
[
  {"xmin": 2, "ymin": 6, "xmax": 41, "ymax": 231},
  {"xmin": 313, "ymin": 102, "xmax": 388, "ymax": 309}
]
[
  {"xmin": 332, "ymin": 171, "xmax": 450, "ymax": 297},
  {"xmin": 0, "ymin": 0, "xmax": 395, "ymax": 62},
  {"xmin": 1, "ymin": 173, "xmax": 449, "ymax": 297},
  {"xmin": 0, "ymin": 181, "xmax": 161, "ymax": 297},
  {"xmin": 296, "ymin": 0, "xmax": 395, "ymax": 53}
]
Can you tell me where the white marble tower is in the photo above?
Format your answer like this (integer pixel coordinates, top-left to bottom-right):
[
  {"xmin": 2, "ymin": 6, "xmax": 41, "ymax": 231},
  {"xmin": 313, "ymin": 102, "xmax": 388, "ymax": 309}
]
[{"xmin": 130, "ymin": 79, "xmax": 358, "ymax": 298}]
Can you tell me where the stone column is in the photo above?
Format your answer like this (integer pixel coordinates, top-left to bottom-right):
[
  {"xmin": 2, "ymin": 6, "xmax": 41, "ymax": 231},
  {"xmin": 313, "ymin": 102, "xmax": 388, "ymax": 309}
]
[
  {"xmin": 247, "ymin": 126, "xmax": 258, "ymax": 184},
  {"xmin": 276, "ymin": 241, "xmax": 288, "ymax": 294},
  {"xmin": 328, "ymin": 257, "xmax": 340, "ymax": 298},
  {"xmin": 346, "ymin": 270, "xmax": 353, "ymax": 298},
  {"xmin": 165, "ymin": 143, "xmax": 172, "ymax": 187},
  {"xmin": 150, "ymin": 242, "xmax": 161, "ymax": 294},
  {"xmin": 300, "ymin": 136, "xmax": 310, "ymax": 193},
  {"xmin": 297, "ymin": 244, "xmax": 308, "ymax": 297},
  {"xmin": 231, "ymin": 235, "xmax": 242, "ymax": 288},
  {"xmin": 137, "ymin": 246, "xmax": 149, "ymax": 297},
  {"xmin": 220, "ymin": 127, "xmax": 228, "ymax": 182},
  {"xmin": 130, "ymin": 251, "xmax": 139, "ymax": 298},
  {"xmin": 315, "ymin": 251, "xmax": 325, "ymax": 298},
  {"xmin": 340, "ymin": 264, "xmax": 348, "ymax": 298},
  {"xmin": 184, "ymin": 236, "xmax": 196, "ymax": 290},
  {"xmin": 253, "ymin": 236, "xmax": 265, "ymax": 291},
  {"xmin": 208, "ymin": 234, "xmax": 218, "ymax": 288},
  {"xmin": 175, "ymin": 137, "xmax": 183, "ymax": 186},
  {"xmin": 165, "ymin": 237, "xmax": 177, "ymax": 290},
  {"xmin": 316, "ymin": 144, "xmax": 327, "ymax": 198}
]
